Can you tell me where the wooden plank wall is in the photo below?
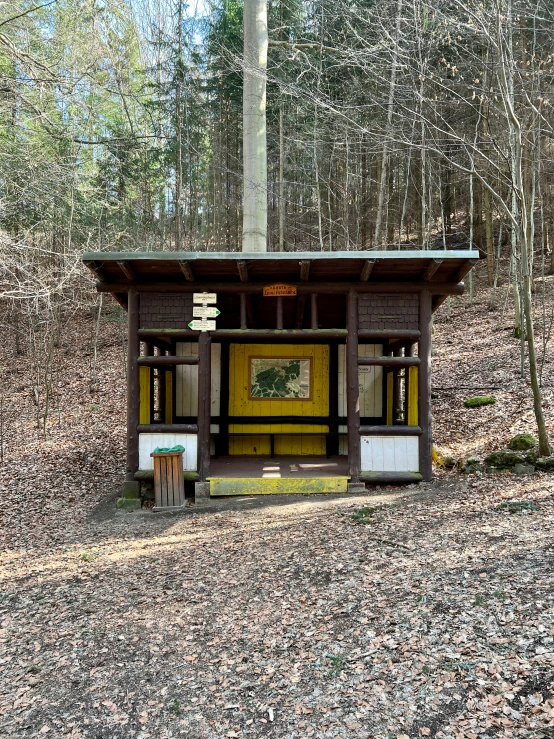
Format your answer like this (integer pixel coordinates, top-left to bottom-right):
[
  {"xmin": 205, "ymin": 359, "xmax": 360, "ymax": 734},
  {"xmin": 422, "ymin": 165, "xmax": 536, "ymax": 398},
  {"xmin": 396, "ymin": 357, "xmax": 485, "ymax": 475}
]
[
  {"xmin": 138, "ymin": 433, "xmax": 198, "ymax": 470},
  {"xmin": 175, "ymin": 342, "xmax": 221, "ymax": 418},
  {"xmin": 360, "ymin": 436, "xmax": 419, "ymax": 472}
]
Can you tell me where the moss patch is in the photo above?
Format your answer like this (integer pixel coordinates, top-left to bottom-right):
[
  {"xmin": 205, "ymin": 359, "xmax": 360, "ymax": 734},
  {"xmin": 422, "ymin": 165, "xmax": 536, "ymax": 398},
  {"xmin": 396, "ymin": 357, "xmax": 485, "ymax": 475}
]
[
  {"xmin": 508, "ymin": 433, "xmax": 537, "ymax": 451},
  {"xmin": 485, "ymin": 451, "xmax": 523, "ymax": 469},
  {"xmin": 464, "ymin": 396, "xmax": 496, "ymax": 408}
]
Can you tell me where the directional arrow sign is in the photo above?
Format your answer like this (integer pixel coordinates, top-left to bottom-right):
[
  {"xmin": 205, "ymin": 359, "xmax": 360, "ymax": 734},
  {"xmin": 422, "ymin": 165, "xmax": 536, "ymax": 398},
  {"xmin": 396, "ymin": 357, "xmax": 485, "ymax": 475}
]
[
  {"xmin": 193, "ymin": 306, "xmax": 220, "ymax": 318},
  {"xmin": 193, "ymin": 292, "xmax": 217, "ymax": 304},
  {"xmin": 188, "ymin": 319, "xmax": 216, "ymax": 331}
]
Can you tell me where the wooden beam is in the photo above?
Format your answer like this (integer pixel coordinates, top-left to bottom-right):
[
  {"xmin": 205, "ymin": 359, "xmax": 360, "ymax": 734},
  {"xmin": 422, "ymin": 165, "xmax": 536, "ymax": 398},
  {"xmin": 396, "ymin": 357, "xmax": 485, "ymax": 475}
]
[
  {"xmin": 84, "ymin": 260, "xmax": 107, "ymax": 281},
  {"xmin": 311, "ymin": 293, "xmax": 318, "ymax": 329},
  {"xmin": 240, "ymin": 293, "xmax": 247, "ymax": 328},
  {"xmin": 138, "ymin": 328, "xmax": 348, "ymax": 339},
  {"xmin": 96, "ymin": 281, "xmax": 466, "ymax": 295},
  {"xmin": 453, "ymin": 258, "xmax": 479, "ymax": 283},
  {"xmin": 358, "ymin": 356, "xmax": 421, "ymax": 367},
  {"xmin": 299, "ymin": 260, "xmax": 311, "ymax": 281},
  {"xmin": 117, "ymin": 260, "xmax": 136, "ymax": 281},
  {"xmin": 127, "ymin": 288, "xmax": 140, "ymax": 481},
  {"xmin": 360, "ymin": 425, "xmax": 422, "ymax": 435},
  {"xmin": 178, "ymin": 260, "xmax": 195, "ymax": 281},
  {"xmin": 237, "ymin": 260, "xmax": 249, "ymax": 281},
  {"xmin": 197, "ymin": 332, "xmax": 211, "ymax": 482},
  {"xmin": 111, "ymin": 292, "xmax": 128, "ymax": 310},
  {"xmin": 137, "ymin": 356, "xmax": 199, "ymax": 366},
  {"xmin": 295, "ymin": 294, "xmax": 306, "ymax": 329},
  {"xmin": 138, "ymin": 424, "xmax": 198, "ymax": 434},
  {"xmin": 360, "ymin": 259, "xmax": 376, "ymax": 281},
  {"xmin": 422, "ymin": 258, "xmax": 443, "ymax": 281},
  {"xmin": 419, "ymin": 289, "xmax": 433, "ymax": 481},
  {"xmin": 360, "ymin": 471, "xmax": 423, "ymax": 484},
  {"xmin": 276, "ymin": 296, "xmax": 284, "ymax": 329},
  {"xmin": 245, "ymin": 294, "xmax": 256, "ymax": 328},
  {"xmin": 346, "ymin": 289, "xmax": 360, "ymax": 483},
  {"xmin": 358, "ymin": 329, "xmax": 420, "ymax": 340},
  {"xmin": 432, "ymin": 294, "xmax": 449, "ymax": 312}
]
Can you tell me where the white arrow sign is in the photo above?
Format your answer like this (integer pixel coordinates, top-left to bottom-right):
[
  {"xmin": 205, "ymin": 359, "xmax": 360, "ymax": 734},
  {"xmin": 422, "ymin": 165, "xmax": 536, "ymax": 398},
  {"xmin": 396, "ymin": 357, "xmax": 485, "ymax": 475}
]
[
  {"xmin": 193, "ymin": 306, "xmax": 220, "ymax": 318},
  {"xmin": 193, "ymin": 292, "xmax": 217, "ymax": 304},
  {"xmin": 188, "ymin": 319, "xmax": 216, "ymax": 331}
]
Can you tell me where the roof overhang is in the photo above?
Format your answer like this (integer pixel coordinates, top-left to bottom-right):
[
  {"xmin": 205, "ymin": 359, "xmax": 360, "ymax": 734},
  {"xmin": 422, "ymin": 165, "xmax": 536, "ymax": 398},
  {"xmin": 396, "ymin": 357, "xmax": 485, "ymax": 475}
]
[{"xmin": 83, "ymin": 250, "xmax": 480, "ymax": 295}]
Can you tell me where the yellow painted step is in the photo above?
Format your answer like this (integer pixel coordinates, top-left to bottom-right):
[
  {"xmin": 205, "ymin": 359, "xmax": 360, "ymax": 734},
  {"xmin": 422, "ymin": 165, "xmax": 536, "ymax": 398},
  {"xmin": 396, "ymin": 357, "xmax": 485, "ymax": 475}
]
[{"xmin": 208, "ymin": 477, "xmax": 349, "ymax": 496}]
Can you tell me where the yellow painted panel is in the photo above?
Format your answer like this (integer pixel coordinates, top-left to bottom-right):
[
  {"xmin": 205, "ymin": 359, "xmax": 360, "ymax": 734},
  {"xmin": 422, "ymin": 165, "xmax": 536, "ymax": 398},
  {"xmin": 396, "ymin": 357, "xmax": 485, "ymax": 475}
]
[
  {"xmin": 386, "ymin": 372, "xmax": 393, "ymax": 425},
  {"xmin": 229, "ymin": 344, "xmax": 329, "ymax": 417},
  {"xmin": 165, "ymin": 371, "xmax": 173, "ymax": 424},
  {"xmin": 228, "ymin": 424, "xmax": 329, "ymax": 456},
  {"xmin": 229, "ymin": 344, "xmax": 329, "ymax": 455},
  {"xmin": 408, "ymin": 366, "xmax": 419, "ymax": 426},
  {"xmin": 139, "ymin": 366, "xmax": 151, "ymax": 424},
  {"xmin": 209, "ymin": 477, "xmax": 349, "ymax": 496}
]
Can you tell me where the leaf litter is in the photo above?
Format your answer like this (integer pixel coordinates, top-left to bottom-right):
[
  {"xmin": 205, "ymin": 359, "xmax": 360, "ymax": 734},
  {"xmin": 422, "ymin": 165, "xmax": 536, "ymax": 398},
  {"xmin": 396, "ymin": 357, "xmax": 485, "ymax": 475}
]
[{"xmin": 0, "ymin": 268, "xmax": 553, "ymax": 738}]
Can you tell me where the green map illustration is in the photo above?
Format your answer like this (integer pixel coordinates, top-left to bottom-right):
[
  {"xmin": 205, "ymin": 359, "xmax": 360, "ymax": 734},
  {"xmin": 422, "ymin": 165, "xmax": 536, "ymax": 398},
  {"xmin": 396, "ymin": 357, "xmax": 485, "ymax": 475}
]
[{"xmin": 250, "ymin": 358, "xmax": 310, "ymax": 399}]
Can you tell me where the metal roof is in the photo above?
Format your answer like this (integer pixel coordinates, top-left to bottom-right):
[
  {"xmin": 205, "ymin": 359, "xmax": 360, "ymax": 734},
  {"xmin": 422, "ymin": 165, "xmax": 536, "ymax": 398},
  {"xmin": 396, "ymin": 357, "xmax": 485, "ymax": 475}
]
[{"xmin": 83, "ymin": 250, "xmax": 479, "ymax": 286}]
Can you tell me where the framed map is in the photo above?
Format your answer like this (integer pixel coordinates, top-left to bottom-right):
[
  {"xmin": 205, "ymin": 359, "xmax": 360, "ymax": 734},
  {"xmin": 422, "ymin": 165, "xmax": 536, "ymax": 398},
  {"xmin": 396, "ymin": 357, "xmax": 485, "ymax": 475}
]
[{"xmin": 250, "ymin": 357, "xmax": 311, "ymax": 399}]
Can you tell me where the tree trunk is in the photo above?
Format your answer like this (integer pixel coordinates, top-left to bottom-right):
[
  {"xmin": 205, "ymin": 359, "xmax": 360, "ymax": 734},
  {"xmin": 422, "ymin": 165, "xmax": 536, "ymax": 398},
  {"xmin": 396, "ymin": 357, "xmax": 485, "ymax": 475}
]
[{"xmin": 242, "ymin": 0, "xmax": 268, "ymax": 252}]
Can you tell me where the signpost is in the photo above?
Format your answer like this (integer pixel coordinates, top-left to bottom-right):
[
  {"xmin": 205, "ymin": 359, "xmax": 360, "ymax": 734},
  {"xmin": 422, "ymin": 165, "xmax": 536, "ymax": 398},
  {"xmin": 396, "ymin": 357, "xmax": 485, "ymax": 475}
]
[
  {"xmin": 263, "ymin": 284, "xmax": 297, "ymax": 297},
  {"xmin": 193, "ymin": 292, "xmax": 217, "ymax": 304},
  {"xmin": 193, "ymin": 306, "xmax": 220, "ymax": 318},
  {"xmin": 192, "ymin": 293, "xmax": 218, "ymax": 331}
]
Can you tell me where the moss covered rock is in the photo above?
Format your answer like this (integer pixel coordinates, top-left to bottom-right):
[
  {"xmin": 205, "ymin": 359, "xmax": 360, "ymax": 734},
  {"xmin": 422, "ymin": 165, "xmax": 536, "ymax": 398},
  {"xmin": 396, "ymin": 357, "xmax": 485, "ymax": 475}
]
[
  {"xmin": 508, "ymin": 433, "xmax": 537, "ymax": 451},
  {"xmin": 485, "ymin": 450, "xmax": 524, "ymax": 469},
  {"xmin": 535, "ymin": 456, "xmax": 554, "ymax": 472},
  {"xmin": 459, "ymin": 457, "xmax": 484, "ymax": 473},
  {"xmin": 464, "ymin": 396, "xmax": 496, "ymax": 408}
]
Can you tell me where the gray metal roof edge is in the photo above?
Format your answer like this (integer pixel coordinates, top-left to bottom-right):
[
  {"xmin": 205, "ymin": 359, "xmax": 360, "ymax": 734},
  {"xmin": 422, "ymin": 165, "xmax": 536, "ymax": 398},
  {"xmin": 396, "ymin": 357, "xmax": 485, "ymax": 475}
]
[{"xmin": 82, "ymin": 249, "xmax": 480, "ymax": 262}]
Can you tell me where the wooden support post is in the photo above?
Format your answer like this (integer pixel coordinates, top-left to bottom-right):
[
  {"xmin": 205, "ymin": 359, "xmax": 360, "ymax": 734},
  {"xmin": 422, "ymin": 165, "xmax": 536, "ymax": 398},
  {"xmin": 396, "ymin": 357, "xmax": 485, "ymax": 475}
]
[
  {"xmin": 418, "ymin": 290, "xmax": 432, "ymax": 481},
  {"xmin": 404, "ymin": 342, "xmax": 414, "ymax": 424},
  {"xmin": 392, "ymin": 347, "xmax": 401, "ymax": 424},
  {"xmin": 276, "ymin": 297, "xmax": 283, "ymax": 329},
  {"xmin": 346, "ymin": 289, "xmax": 360, "ymax": 482},
  {"xmin": 240, "ymin": 293, "xmax": 247, "ymax": 328},
  {"xmin": 197, "ymin": 332, "xmax": 211, "ymax": 482},
  {"xmin": 311, "ymin": 293, "xmax": 318, "ymax": 329},
  {"xmin": 295, "ymin": 294, "xmax": 306, "ymax": 329},
  {"xmin": 126, "ymin": 288, "xmax": 140, "ymax": 481}
]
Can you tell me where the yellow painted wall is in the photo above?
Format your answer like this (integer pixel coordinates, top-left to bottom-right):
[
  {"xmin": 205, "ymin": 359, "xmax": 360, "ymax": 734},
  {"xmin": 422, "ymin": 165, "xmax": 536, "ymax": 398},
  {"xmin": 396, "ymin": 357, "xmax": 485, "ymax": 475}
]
[
  {"xmin": 139, "ymin": 366, "xmax": 151, "ymax": 424},
  {"xmin": 229, "ymin": 344, "xmax": 329, "ymax": 455},
  {"xmin": 408, "ymin": 366, "xmax": 419, "ymax": 426}
]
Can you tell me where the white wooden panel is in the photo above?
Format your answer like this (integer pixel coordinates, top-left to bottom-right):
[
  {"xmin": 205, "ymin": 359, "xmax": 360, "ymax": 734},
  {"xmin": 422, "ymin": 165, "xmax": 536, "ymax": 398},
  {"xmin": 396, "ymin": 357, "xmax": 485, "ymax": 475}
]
[
  {"xmin": 139, "ymin": 433, "xmax": 198, "ymax": 471},
  {"xmin": 338, "ymin": 344, "xmax": 383, "ymax": 417},
  {"xmin": 176, "ymin": 343, "xmax": 221, "ymax": 417},
  {"xmin": 361, "ymin": 436, "xmax": 419, "ymax": 472}
]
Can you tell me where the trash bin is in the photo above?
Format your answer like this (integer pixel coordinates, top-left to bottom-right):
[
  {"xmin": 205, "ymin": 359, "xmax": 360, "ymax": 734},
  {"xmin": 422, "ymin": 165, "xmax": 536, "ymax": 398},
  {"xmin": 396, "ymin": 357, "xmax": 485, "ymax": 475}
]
[{"xmin": 150, "ymin": 446, "xmax": 185, "ymax": 509}]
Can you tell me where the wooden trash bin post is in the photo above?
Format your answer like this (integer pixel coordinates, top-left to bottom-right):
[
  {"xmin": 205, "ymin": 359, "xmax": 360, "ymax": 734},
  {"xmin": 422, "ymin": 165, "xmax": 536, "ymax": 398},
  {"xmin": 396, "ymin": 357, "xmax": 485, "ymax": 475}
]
[{"xmin": 151, "ymin": 450, "xmax": 185, "ymax": 509}]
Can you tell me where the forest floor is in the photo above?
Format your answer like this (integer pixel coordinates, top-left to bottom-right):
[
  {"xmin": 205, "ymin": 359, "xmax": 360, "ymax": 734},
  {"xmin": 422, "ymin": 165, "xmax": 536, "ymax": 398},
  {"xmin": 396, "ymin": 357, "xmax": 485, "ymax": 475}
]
[{"xmin": 1, "ymin": 262, "xmax": 554, "ymax": 739}]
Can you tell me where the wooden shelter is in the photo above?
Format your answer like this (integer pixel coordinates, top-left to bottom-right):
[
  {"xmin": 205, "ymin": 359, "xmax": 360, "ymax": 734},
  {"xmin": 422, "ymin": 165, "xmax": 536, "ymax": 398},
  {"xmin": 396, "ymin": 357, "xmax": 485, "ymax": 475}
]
[{"xmin": 83, "ymin": 250, "xmax": 478, "ymax": 502}]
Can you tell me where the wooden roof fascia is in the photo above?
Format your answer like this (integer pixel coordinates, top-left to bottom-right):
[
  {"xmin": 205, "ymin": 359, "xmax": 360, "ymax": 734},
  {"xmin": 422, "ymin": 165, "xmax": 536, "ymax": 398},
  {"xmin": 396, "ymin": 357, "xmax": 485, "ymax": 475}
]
[
  {"xmin": 360, "ymin": 259, "xmax": 376, "ymax": 281},
  {"xmin": 178, "ymin": 260, "xmax": 195, "ymax": 281},
  {"xmin": 237, "ymin": 260, "xmax": 249, "ymax": 281},
  {"xmin": 299, "ymin": 260, "xmax": 311, "ymax": 281},
  {"xmin": 422, "ymin": 258, "xmax": 443, "ymax": 281},
  {"xmin": 117, "ymin": 260, "xmax": 136, "ymax": 281}
]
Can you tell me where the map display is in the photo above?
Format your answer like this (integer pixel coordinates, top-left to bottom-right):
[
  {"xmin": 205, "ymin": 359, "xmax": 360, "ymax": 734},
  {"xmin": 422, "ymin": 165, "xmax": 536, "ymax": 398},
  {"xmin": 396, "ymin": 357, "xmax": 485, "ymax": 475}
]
[{"xmin": 250, "ymin": 357, "xmax": 311, "ymax": 399}]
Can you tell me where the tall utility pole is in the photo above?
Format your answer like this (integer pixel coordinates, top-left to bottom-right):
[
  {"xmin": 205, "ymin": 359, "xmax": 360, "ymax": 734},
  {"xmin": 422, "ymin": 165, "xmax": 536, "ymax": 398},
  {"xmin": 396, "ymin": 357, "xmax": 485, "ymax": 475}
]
[{"xmin": 242, "ymin": 0, "xmax": 268, "ymax": 252}]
